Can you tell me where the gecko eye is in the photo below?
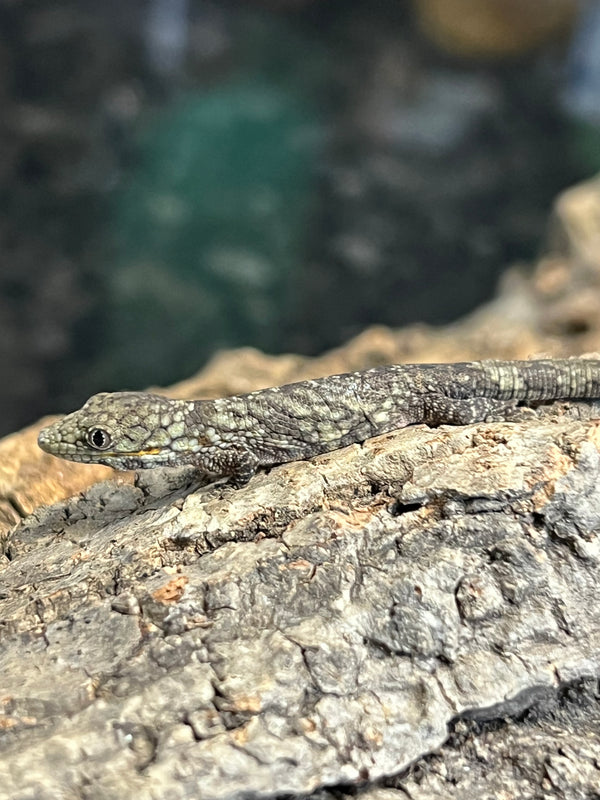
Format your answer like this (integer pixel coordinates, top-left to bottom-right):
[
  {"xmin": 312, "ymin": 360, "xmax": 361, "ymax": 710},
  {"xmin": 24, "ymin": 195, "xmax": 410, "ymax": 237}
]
[{"xmin": 86, "ymin": 427, "xmax": 112, "ymax": 450}]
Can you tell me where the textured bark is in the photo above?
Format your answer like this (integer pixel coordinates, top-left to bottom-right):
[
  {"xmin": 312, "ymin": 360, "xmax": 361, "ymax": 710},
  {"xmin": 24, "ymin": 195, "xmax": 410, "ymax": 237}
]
[
  {"xmin": 4, "ymin": 172, "xmax": 600, "ymax": 800},
  {"xmin": 2, "ymin": 407, "xmax": 600, "ymax": 799}
]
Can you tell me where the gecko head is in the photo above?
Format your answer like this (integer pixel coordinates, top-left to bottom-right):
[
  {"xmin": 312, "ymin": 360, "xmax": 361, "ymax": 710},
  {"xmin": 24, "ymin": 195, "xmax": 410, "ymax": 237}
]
[{"xmin": 37, "ymin": 391, "xmax": 187, "ymax": 470}]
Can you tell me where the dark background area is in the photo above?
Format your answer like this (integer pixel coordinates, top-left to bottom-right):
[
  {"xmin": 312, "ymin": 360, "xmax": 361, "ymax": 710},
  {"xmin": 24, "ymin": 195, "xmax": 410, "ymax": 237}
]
[{"xmin": 0, "ymin": 0, "xmax": 596, "ymax": 435}]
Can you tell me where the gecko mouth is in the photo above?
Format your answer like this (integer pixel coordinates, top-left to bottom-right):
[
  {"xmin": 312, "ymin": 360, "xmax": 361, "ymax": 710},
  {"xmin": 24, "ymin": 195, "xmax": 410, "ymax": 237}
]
[{"xmin": 101, "ymin": 448, "xmax": 163, "ymax": 457}]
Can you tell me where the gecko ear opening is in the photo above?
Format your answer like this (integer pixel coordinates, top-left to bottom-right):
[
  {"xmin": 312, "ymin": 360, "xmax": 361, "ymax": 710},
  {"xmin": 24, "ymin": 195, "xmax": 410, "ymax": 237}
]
[{"xmin": 86, "ymin": 427, "xmax": 112, "ymax": 450}]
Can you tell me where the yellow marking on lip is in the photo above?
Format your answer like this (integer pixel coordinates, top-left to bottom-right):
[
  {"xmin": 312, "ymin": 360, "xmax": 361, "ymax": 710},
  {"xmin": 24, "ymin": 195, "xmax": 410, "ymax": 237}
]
[{"xmin": 103, "ymin": 447, "xmax": 163, "ymax": 457}]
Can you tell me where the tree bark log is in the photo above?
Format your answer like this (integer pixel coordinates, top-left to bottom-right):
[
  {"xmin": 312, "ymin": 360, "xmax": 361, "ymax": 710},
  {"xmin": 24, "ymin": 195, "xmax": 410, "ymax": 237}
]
[{"xmin": 2, "ymin": 409, "xmax": 600, "ymax": 798}]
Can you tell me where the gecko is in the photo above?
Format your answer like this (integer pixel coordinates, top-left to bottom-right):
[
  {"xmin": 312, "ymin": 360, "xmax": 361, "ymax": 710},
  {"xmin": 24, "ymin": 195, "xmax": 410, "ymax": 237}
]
[{"xmin": 37, "ymin": 359, "xmax": 600, "ymax": 486}]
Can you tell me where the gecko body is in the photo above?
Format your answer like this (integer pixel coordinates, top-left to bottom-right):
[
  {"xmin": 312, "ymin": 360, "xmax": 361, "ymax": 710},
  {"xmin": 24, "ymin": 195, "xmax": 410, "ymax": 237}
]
[{"xmin": 37, "ymin": 359, "xmax": 600, "ymax": 486}]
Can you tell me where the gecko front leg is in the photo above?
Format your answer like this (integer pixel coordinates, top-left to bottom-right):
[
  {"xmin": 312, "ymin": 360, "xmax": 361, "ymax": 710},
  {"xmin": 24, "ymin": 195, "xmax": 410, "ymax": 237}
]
[{"xmin": 195, "ymin": 445, "xmax": 260, "ymax": 488}]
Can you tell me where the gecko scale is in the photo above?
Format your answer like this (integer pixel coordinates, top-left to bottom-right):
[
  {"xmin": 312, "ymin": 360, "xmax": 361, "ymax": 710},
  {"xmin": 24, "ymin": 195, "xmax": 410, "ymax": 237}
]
[{"xmin": 38, "ymin": 359, "xmax": 600, "ymax": 486}]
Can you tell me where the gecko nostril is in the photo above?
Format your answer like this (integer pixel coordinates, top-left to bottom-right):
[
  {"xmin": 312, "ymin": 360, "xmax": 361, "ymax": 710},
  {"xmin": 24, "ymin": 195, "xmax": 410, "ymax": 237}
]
[{"xmin": 38, "ymin": 429, "xmax": 52, "ymax": 450}]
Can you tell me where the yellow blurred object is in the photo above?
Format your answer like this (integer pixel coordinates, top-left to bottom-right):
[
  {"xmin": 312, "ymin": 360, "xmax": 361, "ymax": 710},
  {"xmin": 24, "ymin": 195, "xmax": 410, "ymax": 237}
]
[{"xmin": 415, "ymin": 0, "xmax": 577, "ymax": 58}]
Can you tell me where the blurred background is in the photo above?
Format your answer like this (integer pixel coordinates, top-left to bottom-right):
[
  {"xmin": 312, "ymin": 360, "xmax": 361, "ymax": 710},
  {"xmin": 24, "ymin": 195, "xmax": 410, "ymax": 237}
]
[{"xmin": 1, "ymin": 0, "xmax": 600, "ymax": 436}]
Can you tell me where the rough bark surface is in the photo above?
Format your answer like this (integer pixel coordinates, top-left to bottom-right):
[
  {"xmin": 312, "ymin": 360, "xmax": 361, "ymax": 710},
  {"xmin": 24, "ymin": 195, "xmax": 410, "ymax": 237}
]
[
  {"xmin": 4, "ymin": 178, "xmax": 600, "ymax": 799},
  {"xmin": 2, "ymin": 406, "xmax": 600, "ymax": 799}
]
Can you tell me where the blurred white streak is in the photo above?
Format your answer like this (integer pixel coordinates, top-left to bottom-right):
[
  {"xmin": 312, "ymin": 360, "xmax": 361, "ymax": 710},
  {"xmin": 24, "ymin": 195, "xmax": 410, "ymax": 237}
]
[
  {"xmin": 563, "ymin": 0, "xmax": 600, "ymax": 123},
  {"xmin": 145, "ymin": 0, "xmax": 189, "ymax": 76}
]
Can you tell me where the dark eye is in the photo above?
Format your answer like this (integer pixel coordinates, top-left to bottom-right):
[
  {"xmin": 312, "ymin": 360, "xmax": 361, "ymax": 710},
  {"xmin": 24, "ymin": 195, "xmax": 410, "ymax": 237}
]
[{"xmin": 86, "ymin": 427, "xmax": 112, "ymax": 450}]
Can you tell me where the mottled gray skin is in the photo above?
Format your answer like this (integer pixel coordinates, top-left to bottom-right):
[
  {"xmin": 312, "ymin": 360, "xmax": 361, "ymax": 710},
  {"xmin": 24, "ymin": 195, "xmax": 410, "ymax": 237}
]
[{"xmin": 38, "ymin": 359, "xmax": 600, "ymax": 486}]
